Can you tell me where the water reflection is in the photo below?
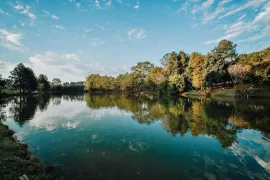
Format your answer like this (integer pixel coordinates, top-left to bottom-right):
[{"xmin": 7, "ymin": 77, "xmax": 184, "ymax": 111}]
[
  {"xmin": 4, "ymin": 94, "xmax": 270, "ymax": 148},
  {"xmin": 2, "ymin": 94, "xmax": 270, "ymax": 179}
]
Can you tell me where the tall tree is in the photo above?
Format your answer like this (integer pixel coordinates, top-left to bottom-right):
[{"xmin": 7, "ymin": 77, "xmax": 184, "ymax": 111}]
[
  {"xmin": 52, "ymin": 78, "xmax": 61, "ymax": 86},
  {"xmin": 0, "ymin": 75, "xmax": 6, "ymax": 94},
  {"xmin": 166, "ymin": 52, "xmax": 178, "ymax": 76},
  {"xmin": 204, "ymin": 39, "xmax": 237, "ymax": 86},
  {"xmin": 189, "ymin": 52, "xmax": 205, "ymax": 89},
  {"xmin": 160, "ymin": 53, "xmax": 171, "ymax": 70},
  {"xmin": 9, "ymin": 63, "xmax": 37, "ymax": 93},
  {"xmin": 37, "ymin": 74, "xmax": 50, "ymax": 91}
]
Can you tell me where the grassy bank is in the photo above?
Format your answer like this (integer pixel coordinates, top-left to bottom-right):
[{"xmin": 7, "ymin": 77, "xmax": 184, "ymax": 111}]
[
  {"xmin": 0, "ymin": 122, "xmax": 53, "ymax": 180},
  {"xmin": 0, "ymin": 89, "xmax": 39, "ymax": 97},
  {"xmin": 182, "ymin": 88, "xmax": 270, "ymax": 98}
]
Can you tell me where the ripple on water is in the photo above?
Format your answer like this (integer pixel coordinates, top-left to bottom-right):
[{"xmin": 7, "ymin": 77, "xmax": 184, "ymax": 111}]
[{"xmin": 128, "ymin": 141, "xmax": 148, "ymax": 152}]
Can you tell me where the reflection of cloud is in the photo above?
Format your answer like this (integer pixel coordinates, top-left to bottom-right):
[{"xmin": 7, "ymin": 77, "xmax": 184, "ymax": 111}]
[
  {"xmin": 229, "ymin": 130, "xmax": 270, "ymax": 174},
  {"xmin": 27, "ymin": 99, "xmax": 129, "ymax": 131},
  {"xmin": 254, "ymin": 156, "xmax": 270, "ymax": 172},
  {"xmin": 62, "ymin": 121, "xmax": 79, "ymax": 129},
  {"xmin": 128, "ymin": 141, "xmax": 147, "ymax": 152}
]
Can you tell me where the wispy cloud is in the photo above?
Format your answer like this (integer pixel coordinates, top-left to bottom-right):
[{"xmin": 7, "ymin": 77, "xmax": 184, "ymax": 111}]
[
  {"xmin": 204, "ymin": 1, "xmax": 270, "ymax": 44},
  {"xmin": 0, "ymin": 8, "xmax": 10, "ymax": 15},
  {"xmin": 62, "ymin": 53, "xmax": 80, "ymax": 61},
  {"xmin": 237, "ymin": 14, "xmax": 246, "ymax": 21},
  {"xmin": 128, "ymin": 28, "xmax": 146, "ymax": 40},
  {"xmin": 219, "ymin": 0, "xmax": 267, "ymax": 19},
  {"xmin": 83, "ymin": 28, "xmax": 93, "ymax": 33},
  {"xmin": 51, "ymin": 25, "xmax": 65, "ymax": 29},
  {"xmin": 202, "ymin": 0, "xmax": 214, "ymax": 9},
  {"xmin": 43, "ymin": 10, "xmax": 59, "ymax": 20},
  {"xmin": 90, "ymin": 38, "xmax": 104, "ymax": 47},
  {"xmin": 95, "ymin": 0, "xmax": 101, "ymax": 8},
  {"xmin": 28, "ymin": 51, "xmax": 85, "ymax": 81},
  {"xmin": 12, "ymin": 4, "xmax": 36, "ymax": 20},
  {"xmin": 0, "ymin": 29, "xmax": 24, "ymax": 52}
]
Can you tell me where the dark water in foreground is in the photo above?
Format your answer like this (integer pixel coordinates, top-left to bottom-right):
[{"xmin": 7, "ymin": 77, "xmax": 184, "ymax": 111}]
[{"xmin": 2, "ymin": 94, "xmax": 270, "ymax": 180}]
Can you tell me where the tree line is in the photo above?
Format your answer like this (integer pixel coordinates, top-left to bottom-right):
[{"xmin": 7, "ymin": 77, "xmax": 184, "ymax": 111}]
[
  {"xmin": 85, "ymin": 39, "xmax": 270, "ymax": 95},
  {"xmin": 0, "ymin": 63, "xmax": 84, "ymax": 95}
]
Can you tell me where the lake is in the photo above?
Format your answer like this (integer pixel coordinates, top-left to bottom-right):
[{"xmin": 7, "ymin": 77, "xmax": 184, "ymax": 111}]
[{"xmin": 2, "ymin": 94, "xmax": 270, "ymax": 180}]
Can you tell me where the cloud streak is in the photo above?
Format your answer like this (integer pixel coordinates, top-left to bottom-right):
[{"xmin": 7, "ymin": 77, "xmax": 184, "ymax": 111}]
[{"xmin": 128, "ymin": 28, "xmax": 146, "ymax": 40}]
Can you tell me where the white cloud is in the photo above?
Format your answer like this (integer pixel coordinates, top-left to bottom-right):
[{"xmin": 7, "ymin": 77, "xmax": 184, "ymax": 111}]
[
  {"xmin": 0, "ymin": 29, "xmax": 25, "ymax": 52},
  {"xmin": 202, "ymin": 6, "xmax": 225, "ymax": 24},
  {"xmin": 189, "ymin": 0, "xmax": 216, "ymax": 16},
  {"xmin": 83, "ymin": 28, "xmax": 92, "ymax": 33},
  {"xmin": 51, "ymin": 25, "xmax": 65, "ymax": 29},
  {"xmin": 237, "ymin": 14, "xmax": 246, "ymax": 21},
  {"xmin": 204, "ymin": 1, "xmax": 270, "ymax": 45},
  {"xmin": 28, "ymin": 51, "xmax": 85, "ymax": 81},
  {"xmin": 134, "ymin": 5, "xmax": 140, "ymax": 9},
  {"xmin": 0, "ymin": 29, "xmax": 22, "ymax": 46},
  {"xmin": 86, "ymin": 62, "xmax": 130, "ymax": 77},
  {"xmin": 219, "ymin": 0, "xmax": 267, "ymax": 19},
  {"xmin": 177, "ymin": 2, "xmax": 189, "ymax": 12},
  {"xmin": 219, "ymin": 0, "xmax": 231, "ymax": 5},
  {"xmin": 95, "ymin": 0, "xmax": 101, "ymax": 8},
  {"xmin": 106, "ymin": 0, "xmax": 112, "ymax": 7},
  {"xmin": 63, "ymin": 53, "xmax": 80, "ymax": 61},
  {"xmin": 237, "ymin": 25, "xmax": 270, "ymax": 43},
  {"xmin": 128, "ymin": 28, "xmax": 146, "ymax": 40},
  {"xmin": 90, "ymin": 38, "xmax": 104, "ymax": 47},
  {"xmin": 201, "ymin": 0, "xmax": 233, "ymax": 24},
  {"xmin": 0, "ymin": 61, "xmax": 17, "ymax": 78},
  {"xmin": 202, "ymin": 0, "xmax": 214, "ymax": 9},
  {"xmin": 43, "ymin": 10, "xmax": 59, "ymax": 20},
  {"xmin": 0, "ymin": 8, "xmax": 10, "ymax": 15},
  {"xmin": 134, "ymin": 1, "xmax": 140, "ymax": 9},
  {"xmin": 204, "ymin": 31, "xmax": 242, "ymax": 44},
  {"xmin": 13, "ymin": 4, "xmax": 36, "ymax": 20}
]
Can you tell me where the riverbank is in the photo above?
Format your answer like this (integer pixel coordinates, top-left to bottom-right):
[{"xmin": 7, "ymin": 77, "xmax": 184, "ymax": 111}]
[
  {"xmin": 182, "ymin": 88, "xmax": 270, "ymax": 98},
  {"xmin": 0, "ymin": 89, "xmax": 39, "ymax": 97},
  {"xmin": 0, "ymin": 122, "xmax": 53, "ymax": 180}
]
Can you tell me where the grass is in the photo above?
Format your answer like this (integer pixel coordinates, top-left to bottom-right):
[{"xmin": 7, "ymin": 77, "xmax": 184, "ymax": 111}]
[
  {"xmin": 182, "ymin": 87, "xmax": 270, "ymax": 98},
  {"xmin": 211, "ymin": 88, "xmax": 236, "ymax": 97},
  {"xmin": 0, "ymin": 122, "xmax": 53, "ymax": 180},
  {"xmin": 181, "ymin": 90, "xmax": 206, "ymax": 96}
]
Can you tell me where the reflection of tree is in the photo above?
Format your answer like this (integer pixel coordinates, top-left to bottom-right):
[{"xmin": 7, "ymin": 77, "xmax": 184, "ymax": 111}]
[
  {"xmin": 229, "ymin": 100, "xmax": 270, "ymax": 134},
  {"xmin": 7, "ymin": 94, "xmax": 86, "ymax": 126},
  {"xmin": 9, "ymin": 96, "xmax": 38, "ymax": 126},
  {"xmin": 85, "ymin": 94, "xmax": 270, "ymax": 148},
  {"xmin": 0, "ymin": 98, "xmax": 8, "ymax": 122},
  {"xmin": 37, "ymin": 93, "xmax": 50, "ymax": 111}
]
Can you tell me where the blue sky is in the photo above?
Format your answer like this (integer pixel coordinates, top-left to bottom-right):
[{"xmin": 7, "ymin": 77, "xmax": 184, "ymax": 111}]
[{"xmin": 0, "ymin": 0, "xmax": 269, "ymax": 82}]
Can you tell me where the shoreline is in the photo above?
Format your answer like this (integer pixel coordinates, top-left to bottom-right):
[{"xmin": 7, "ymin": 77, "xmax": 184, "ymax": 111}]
[
  {"xmin": 0, "ymin": 121, "xmax": 54, "ymax": 180},
  {"xmin": 181, "ymin": 88, "xmax": 270, "ymax": 98}
]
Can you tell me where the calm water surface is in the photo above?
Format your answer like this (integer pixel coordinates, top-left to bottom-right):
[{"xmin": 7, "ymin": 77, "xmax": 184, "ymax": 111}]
[{"xmin": 2, "ymin": 94, "xmax": 270, "ymax": 180}]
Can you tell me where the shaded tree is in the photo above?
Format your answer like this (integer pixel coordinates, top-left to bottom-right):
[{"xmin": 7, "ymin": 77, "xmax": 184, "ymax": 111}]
[{"xmin": 9, "ymin": 63, "xmax": 37, "ymax": 93}]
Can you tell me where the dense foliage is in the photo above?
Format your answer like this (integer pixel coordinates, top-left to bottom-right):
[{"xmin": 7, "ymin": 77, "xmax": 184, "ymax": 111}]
[
  {"xmin": 1, "ymin": 39, "xmax": 269, "ymax": 96},
  {"xmin": 0, "ymin": 63, "xmax": 84, "ymax": 95},
  {"xmin": 85, "ymin": 39, "xmax": 270, "ymax": 94}
]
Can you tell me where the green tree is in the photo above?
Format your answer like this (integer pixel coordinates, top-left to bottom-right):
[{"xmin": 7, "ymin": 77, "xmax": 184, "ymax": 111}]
[
  {"xmin": 9, "ymin": 63, "xmax": 37, "ymax": 93},
  {"xmin": 37, "ymin": 74, "xmax": 50, "ymax": 92},
  {"xmin": 0, "ymin": 75, "xmax": 6, "ymax": 95},
  {"xmin": 204, "ymin": 39, "xmax": 237, "ymax": 86},
  {"xmin": 189, "ymin": 52, "xmax": 205, "ymax": 89}
]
